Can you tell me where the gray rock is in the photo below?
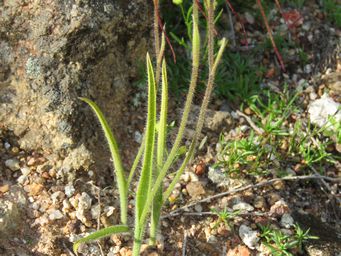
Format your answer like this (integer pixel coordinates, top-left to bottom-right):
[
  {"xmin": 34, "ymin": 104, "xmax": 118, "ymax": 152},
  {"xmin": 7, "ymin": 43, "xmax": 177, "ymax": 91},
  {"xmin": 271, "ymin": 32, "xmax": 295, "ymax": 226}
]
[
  {"xmin": 238, "ymin": 224, "xmax": 259, "ymax": 249},
  {"xmin": 20, "ymin": 167, "xmax": 31, "ymax": 176},
  {"xmin": 78, "ymin": 192, "xmax": 92, "ymax": 211},
  {"xmin": 280, "ymin": 213, "xmax": 294, "ymax": 228},
  {"xmin": 51, "ymin": 191, "xmax": 65, "ymax": 205},
  {"xmin": 76, "ymin": 192, "xmax": 92, "ymax": 225},
  {"xmin": 208, "ymin": 166, "xmax": 249, "ymax": 188},
  {"xmin": 0, "ymin": 186, "xmax": 27, "ymax": 237},
  {"xmin": 208, "ymin": 167, "xmax": 230, "ymax": 187},
  {"xmin": 5, "ymin": 158, "xmax": 20, "ymax": 171},
  {"xmin": 0, "ymin": 0, "xmax": 152, "ymax": 172}
]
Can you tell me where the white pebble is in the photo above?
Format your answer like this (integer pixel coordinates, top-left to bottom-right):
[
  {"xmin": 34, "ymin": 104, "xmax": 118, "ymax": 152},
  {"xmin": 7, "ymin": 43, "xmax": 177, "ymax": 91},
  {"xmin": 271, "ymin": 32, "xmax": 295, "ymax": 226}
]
[
  {"xmin": 51, "ymin": 191, "xmax": 65, "ymax": 204},
  {"xmin": 49, "ymin": 209, "xmax": 64, "ymax": 220},
  {"xmin": 20, "ymin": 167, "xmax": 31, "ymax": 176},
  {"xmin": 64, "ymin": 185, "xmax": 75, "ymax": 197},
  {"xmin": 309, "ymin": 92, "xmax": 317, "ymax": 100},
  {"xmin": 4, "ymin": 142, "xmax": 11, "ymax": 150},
  {"xmin": 233, "ymin": 202, "xmax": 254, "ymax": 212},
  {"xmin": 17, "ymin": 175, "xmax": 27, "ymax": 184}
]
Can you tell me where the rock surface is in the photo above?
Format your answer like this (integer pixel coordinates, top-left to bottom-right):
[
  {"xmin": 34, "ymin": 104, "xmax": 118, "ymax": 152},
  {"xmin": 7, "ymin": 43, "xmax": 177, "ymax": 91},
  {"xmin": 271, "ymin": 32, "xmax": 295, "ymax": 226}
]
[
  {"xmin": 0, "ymin": 186, "xmax": 27, "ymax": 237},
  {"xmin": 0, "ymin": 1, "xmax": 152, "ymax": 171}
]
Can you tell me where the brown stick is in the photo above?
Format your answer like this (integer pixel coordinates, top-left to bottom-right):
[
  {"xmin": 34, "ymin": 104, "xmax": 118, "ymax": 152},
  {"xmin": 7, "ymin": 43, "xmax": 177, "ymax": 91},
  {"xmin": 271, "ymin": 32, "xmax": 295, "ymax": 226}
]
[
  {"xmin": 256, "ymin": 0, "xmax": 286, "ymax": 72},
  {"xmin": 167, "ymin": 175, "xmax": 341, "ymax": 215}
]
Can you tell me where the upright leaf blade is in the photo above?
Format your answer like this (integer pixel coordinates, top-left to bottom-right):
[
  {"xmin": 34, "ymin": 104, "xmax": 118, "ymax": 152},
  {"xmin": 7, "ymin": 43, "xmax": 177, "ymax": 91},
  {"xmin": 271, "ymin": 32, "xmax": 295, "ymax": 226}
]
[
  {"xmin": 79, "ymin": 97, "xmax": 128, "ymax": 224},
  {"xmin": 133, "ymin": 52, "xmax": 157, "ymax": 255},
  {"xmin": 150, "ymin": 58, "xmax": 169, "ymax": 245}
]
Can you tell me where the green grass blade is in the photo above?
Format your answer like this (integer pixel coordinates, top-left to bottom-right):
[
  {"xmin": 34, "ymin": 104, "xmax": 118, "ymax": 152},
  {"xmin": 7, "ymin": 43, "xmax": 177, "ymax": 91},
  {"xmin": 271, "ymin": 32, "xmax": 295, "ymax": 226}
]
[
  {"xmin": 150, "ymin": 59, "xmax": 169, "ymax": 245},
  {"xmin": 79, "ymin": 97, "xmax": 128, "ymax": 224},
  {"xmin": 135, "ymin": 52, "xmax": 157, "ymax": 220},
  {"xmin": 134, "ymin": 53, "xmax": 157, "ymax": 255},
  {"xmin": 73, "ymin": 225, "xmax": 129, "ymax": 255}
]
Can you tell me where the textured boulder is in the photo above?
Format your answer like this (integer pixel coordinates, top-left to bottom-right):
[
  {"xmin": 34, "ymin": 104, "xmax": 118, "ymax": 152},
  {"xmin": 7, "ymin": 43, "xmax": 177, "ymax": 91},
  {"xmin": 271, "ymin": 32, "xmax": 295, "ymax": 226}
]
[
  {"xmin": 0, "ymin": 186, "xmax": 27, "ymax": 238},
  {"xmin": 0, "ymin": 1, "xmax": 151, "ymax": 170}
]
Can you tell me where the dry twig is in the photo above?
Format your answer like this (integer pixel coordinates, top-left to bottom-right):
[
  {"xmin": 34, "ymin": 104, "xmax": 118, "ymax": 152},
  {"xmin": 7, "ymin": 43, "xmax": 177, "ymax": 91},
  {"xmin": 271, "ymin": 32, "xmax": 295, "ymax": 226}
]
[
  {"xmin": 167, "ymin": 175, "xmax": 341, "ymax": 215},
  {"xmin": 236, "ymin": 110, "xmax": 264, "ymax": 135}
]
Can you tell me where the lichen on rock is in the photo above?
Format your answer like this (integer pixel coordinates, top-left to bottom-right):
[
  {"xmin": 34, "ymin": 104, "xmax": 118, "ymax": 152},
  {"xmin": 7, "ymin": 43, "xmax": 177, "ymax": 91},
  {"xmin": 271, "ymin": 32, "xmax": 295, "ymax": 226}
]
[{"xmin": 0, "ymin": 0, "xmax": 152, "ymax": 172}]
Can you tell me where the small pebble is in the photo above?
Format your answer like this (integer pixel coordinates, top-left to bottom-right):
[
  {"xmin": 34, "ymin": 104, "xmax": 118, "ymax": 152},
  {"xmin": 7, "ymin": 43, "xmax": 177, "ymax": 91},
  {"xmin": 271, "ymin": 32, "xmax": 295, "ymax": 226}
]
[
  {"xmin": 27, "ymin": 157, "xmax": 36, "ymax": 166},
  {"xmin": 17, "ymin": 175, "xmax": 27, "ymax": 184},
  {"xmin": 280, "ymin": 213, "xmax": 294, "ymax": 228},
  {"xmin": 309, "ymin": 92, "xmax": 317, "ymax": 100},
  {"xmin": 25, "ymin": 183, "xmax": 44, "ymax": 196},
  {"xmin": 5, "ymin": 158, "xmax": 20, "ymax": 171},
  {"xmin": 11, "ymin": 147, "xmax": 19, "ymax": 154},
  {"xmin": 49, "ymin": 209, "xmax": 64, "ymax": 220},
  {"xmin": 65, "ymin": 185, "xmax": 76, "ymax": 197},
  {"xmin": 233, "ymin": 202, "xmax": 254, "ymax": 212},
  {"xmin": 244, "ymin": 12, "xmax": 255, "ymax": 24},
  {"xmin": 207, "ymin": 235, "xmax": 218, "ymax": 244},
  {"xmin": 51, "ymin": 191, "xmax": 65, "ymax": 204},
  {"xmin": 0, "ymin": 184, "xmax": 10, "ymax": 193},
  {"xmin": 186, "ymin": 181, "xmax": 206, "ymax": 198},
  {"xmin": 20, "ymin": 167, "xmax": 31, "ymax": 176},
  {"xmin": 4, "ymin": 142, "xmax": 11, "ymax": 150},
  {"xmin": 194, "ymin": 204, "xmax": 203, "ymax": 213},
  {"xmin": 253, "ymin": 196, "xmax": 266, "ymax": 209},
  {"xmin": 239, "ymin": 224, "xmax": 259, "ymax": 249}
]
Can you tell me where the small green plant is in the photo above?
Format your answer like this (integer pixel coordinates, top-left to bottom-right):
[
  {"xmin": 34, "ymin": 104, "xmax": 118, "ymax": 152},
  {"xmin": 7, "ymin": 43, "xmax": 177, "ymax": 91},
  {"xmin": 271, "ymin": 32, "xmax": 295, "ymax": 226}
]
[
  {"xmin": 325, "ymin": 115, "xmax": 341, "ymax": 144},
  {"xmin": 73, "ymin": 1, "xmax": 227, "ymax": 255},
  {"xmin": 289, "ymin": 119, "xmax": 338, "ymax": 166},
  {"xmin": 259, "ymin": 224, "xmax": 318, "ymax": 255},
  {"xmin": 248, "ymin": 86, "xmax": 299, "ymax": 136},
  {"xmin": 215, "ymin": 131, "xmax": 269, "ymax": 176},
  {"xmin": 210, "ymin": 207, "xmax": 240, "ymax": 229},
  {"xmin": 322, "ymin": 0, "xmax": 341, "ymax": 28},
  {"xmin": 214, "ymin": 52, "xmax": 264, "ymax": 102}
]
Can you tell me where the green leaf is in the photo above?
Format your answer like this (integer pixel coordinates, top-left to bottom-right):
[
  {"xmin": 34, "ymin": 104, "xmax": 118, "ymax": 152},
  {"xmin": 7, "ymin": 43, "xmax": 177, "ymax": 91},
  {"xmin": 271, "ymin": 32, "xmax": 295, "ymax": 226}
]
[
  {"xmin": 133, "ymin": 52, "xmax": 157, "ymax": 254},
  {"xmin": 136, "ymin": 52, "xmax": 157, "ymax": 221},
  {"xmin": 73, "ymin": 225, "xmax": 129, "ymax": 255},
  {"xmin": 79, "ymin": 97, "xmax": 128, "ymax": 224},
  {"xmin": 150, "ymin": 59, "xmax": 169, "ymax": 245}
]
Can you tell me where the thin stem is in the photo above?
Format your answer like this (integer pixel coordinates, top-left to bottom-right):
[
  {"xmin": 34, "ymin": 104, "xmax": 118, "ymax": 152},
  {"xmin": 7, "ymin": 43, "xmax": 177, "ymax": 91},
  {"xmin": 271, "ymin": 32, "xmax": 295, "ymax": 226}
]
[
  {"xmin": 138, "ymin": 1, "xmax": 201, "ymax": 239},
  {"xmin": 154, "ymin": 0, "xmax": 160, "ymax": 67},
  {"xmin": 256, "ymin": 0, "xmax": 285, "ymax": 71},
  {"xmin": 127, "ymin": 135, "xmax": 145, "ymax": 187}
]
